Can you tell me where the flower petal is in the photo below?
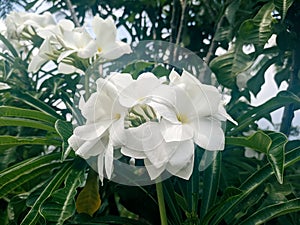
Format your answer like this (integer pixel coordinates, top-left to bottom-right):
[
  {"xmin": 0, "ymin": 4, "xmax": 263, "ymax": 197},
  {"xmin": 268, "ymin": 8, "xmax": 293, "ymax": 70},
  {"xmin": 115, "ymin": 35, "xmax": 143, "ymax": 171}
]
[
  {"xmin": 74, "ymin": 120, "xmax": 113, "ymax": 140},
  {"xmin": 160, "ymin": 119, "xmax": 194, "ymax": 142},
  {"xmin": 144, "ymin": 159, "xmax": 166, "ymax": 180}
]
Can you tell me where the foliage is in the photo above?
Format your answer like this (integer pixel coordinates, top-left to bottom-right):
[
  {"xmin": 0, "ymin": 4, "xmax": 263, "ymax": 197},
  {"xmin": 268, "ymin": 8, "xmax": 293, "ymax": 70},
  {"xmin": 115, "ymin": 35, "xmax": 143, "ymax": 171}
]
[{"xmin": 0, "ymin": 0, "xmax": 300, "ymax": 225}]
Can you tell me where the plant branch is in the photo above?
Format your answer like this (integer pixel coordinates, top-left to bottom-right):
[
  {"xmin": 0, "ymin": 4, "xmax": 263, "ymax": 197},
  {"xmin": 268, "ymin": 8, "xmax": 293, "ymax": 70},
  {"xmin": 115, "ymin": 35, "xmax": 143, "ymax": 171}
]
[
  {"xmin": 65, "ymin": 0, "xmax": 80, "ymax": 27},
  {"xmin": 156, "ymin": 180, "xmax": 168, "ymax": 225}
]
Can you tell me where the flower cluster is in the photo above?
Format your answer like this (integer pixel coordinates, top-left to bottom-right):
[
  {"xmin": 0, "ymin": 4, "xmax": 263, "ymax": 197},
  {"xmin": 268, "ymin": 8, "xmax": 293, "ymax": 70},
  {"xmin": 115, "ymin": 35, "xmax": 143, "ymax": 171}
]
[
  {"xmin": 3, "ymin": 11, "xmax": 131, "ymax": 74},
  {"xmin": 68, "ymin": 69, "xmax": 236, "ymax": 182}
]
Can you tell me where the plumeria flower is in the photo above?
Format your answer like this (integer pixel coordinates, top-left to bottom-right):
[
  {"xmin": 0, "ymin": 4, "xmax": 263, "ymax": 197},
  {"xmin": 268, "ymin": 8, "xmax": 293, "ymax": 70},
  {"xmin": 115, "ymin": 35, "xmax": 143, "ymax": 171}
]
[
  {"xmin": 86, "ymin": 15, "xmax": 132, "ymax": 60},
  {"xmin": 157, "ymin": 69, "xmax": 236, "ymax": 151},
  {"xmin": 68, "ymin": 76, "xmax": 129, "ymax": 182}
]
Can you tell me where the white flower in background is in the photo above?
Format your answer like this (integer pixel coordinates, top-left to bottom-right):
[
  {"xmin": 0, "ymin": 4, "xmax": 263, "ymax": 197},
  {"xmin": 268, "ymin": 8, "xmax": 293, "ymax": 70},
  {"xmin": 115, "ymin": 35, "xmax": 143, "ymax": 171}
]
[
  {"xmin": 5, "ymin": 11, "xmax": 56, "ymax": 40},
  {"xmin": 0, "ymin": 82, "xmax": 11, "ymax": 90},
  {"xmin": 87, "ymin": 15, "xmax": 132, "ymax": 60}
]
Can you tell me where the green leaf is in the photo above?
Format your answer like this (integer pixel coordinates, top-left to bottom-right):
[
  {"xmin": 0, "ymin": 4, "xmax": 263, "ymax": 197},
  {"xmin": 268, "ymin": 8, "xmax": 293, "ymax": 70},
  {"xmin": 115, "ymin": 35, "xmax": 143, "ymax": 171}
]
[
  {"xmin": 226, "ymin": 131, "xmax": 272, "ymax": 153},
  {"xmin": 274, "ymin": 0, "xmax": 294, "ymax": 21},
  {"xmin": 229, "ymin": 91, "xmax": 300, "ymax": 135},
  {"xmin": 200, "ymin": 151, "xmax": 221, "ymax": 222},
  {"xmin": 20, "ymin": 161, "xmax": 73, "ymax": 225},
  {"xmin": 209, "ymin": 43, "xmax": 253, "ymax": 88},
  {"xmin": 0, "ymin": 153, "xmax": 61, "ymax": 198},
  {"xmin": 0, "ymin": 117, "xmax": 56, "ymax": 132},
  {"xmin": 13, "ymin": 91, "xmax": 64, "ymax": 120},
  {"xmin": 266, "ymin": 132, "xmax": 287, "ymax": 184},
  {"xmin": 0, "ymin": 136, "xmax": 61, "ymax": 147},
  {"xmin": 0, "ymin": 106, "xmax": 57, "ymax": 124},
  {"xmin": 240, "ymin": 199, "xmax": 300, "ymax": 225},
  {"xmin": 55, "ymin": 119, "xmax": 74, "ymax": 161},
  {"xmin": 40, "ymin": 162, "xmax": 85, "ymax": 224},
  {"xmin": 0, "ymin": 33, "xmax": 18, "ymax": 57},
  {"xmin": 238, "ymin": 2, "xmax": 275, "ymax": 49},
  {"xmin": 247, "ymin": 56, "xmax": 279, "ymax": 96},
  {"xmin": 202, "ymin": 144, "xmax": 300, "ymax": 225}
]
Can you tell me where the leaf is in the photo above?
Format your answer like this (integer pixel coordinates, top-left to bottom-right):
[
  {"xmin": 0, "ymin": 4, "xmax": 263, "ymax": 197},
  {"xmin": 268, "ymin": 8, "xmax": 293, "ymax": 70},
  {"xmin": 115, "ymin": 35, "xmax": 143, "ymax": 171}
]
[
  {"xmin": 76, "ymin": 169, "xmax": 101, "ymax": 217},
  {"xmin": 228, "ymin": 91, "xmax": 300, "ymax": 135},
  {"xmin": 0, "ymin": 153, "xmax": 61, "ymax": 198},
  {"xmin": 200, "ymin": 151, "xmax": 221, "ymax": 222},
  {"xmin": 247, "ymin": 56, "xmax": 279, "ymax": 96},
  {"xmin": 226, "ymin": 130, "xmax": 272, "ymax": 154},
  {"xmin": 0, "ymin": 106, "xmax": 57, "ymax": 124},
  {"xmin": 274, "ymin": 0, "xmax": 294, "ymax": 21},
  {"xmin": 12, "ymin": 91, "xmax": 64, "ymax": 120},
  {"xmin": 202, "ymin": 144, "xmax": 300, "ymax": 225},
  {"xmin": 238, "ymin": 2, "xmax": 275, "ymax": 49},
  {"xmin": 55, "ymin": 119, "xmax": 74, "ymax": 161},
  {"xmin": 0, "ymin": 136, "xmax": 61, "ymax": 148},
  {"xmin": 0, "ymin": 117, "xmax": 56, "ymax": 132},
  {"xmin": 209, "ymin": 43, "xmax": 253, "ymax": 88},
  {"xmin": 266, "ymin": 132, "xmax": 287, "ymax": 184},
  {"xmin": 0, "ymin": 33, "xmax": 18, "ymax": 57},
  {"xmin": 20, "ymin": 161, "xmax": 73, "ymax": 225},
  {"xmin": 40, "ymin": 162, "xmax": 85, "ymax": 224},
  {"xmin": 240, "ymin": 199, "xmax": 300, "ymax": 225}
]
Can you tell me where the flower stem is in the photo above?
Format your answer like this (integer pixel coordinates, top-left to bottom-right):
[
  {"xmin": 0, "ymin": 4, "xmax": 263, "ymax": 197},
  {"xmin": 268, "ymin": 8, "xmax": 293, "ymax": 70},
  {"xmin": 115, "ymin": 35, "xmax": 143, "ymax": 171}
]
[
  {"xmin": 156, "ymin": 180, "xmax": 168, "ymax": 225},
  {"xmin": 84, "ymin": 72, "xmax": 90, "ymax": 100}
]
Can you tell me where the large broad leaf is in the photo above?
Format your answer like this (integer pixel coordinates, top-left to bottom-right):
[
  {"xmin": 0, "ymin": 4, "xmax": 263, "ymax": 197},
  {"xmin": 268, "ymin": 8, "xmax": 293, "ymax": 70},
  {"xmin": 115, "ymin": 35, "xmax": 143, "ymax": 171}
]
[
  {"xmin": 0, "ymin": 153, "xmax": 61, "ymax": 198},
  {"xmin": 20, "ymin": 161, "xmax": 73, "ymax": 225},
  {"xmin": 40, "ymin": 160, "xmax": 85, "ymax": 225},
  {"xmin": 226, "ymin": 131, "xmax": 287, "ymax": 184},
  {"xmin": 201, "ymin": 144, "xmax": 300, "ymax": 225},
  {"xmin": 274, "ymin": 0, "xmax": 294, "ymax": 21},
  {"xmin": 240, "ymin": 199, "xmax": 300, "ymax": 225},
  {"xmin": 209, "ymin": 43, "xmax": 253, "ymax": 88},
  {"xmin": 238, "ymin": 2, "xmax": 275, "ymax": 50},
  {"xmin": 76, "ymin": 169, "xmax": 101, "ymax": 217}
]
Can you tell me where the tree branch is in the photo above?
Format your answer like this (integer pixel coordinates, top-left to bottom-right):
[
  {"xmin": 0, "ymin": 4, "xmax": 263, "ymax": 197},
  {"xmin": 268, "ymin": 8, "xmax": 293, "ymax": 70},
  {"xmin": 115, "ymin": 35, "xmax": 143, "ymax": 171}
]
[{"xmin": 65, "ymin": 0, "xmax": 80, "ymax": 27}]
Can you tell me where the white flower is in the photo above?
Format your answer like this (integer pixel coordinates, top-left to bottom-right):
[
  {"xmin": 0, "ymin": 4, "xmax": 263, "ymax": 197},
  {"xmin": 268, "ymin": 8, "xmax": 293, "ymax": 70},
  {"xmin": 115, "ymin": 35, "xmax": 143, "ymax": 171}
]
[
  {"xmin": 68, "ymin": 75, "xmax": 128, "ymax": 182},
  {"xmin": 88, "ymin": 15, "xmax": 132, "ymax": 60},
  {"xmin": 0, "ymin": 82, "xmax": 10, "ymax": 90},
  {"xmin": 158, "ymin": 69, "xmax": 236, "ymax": 151}
]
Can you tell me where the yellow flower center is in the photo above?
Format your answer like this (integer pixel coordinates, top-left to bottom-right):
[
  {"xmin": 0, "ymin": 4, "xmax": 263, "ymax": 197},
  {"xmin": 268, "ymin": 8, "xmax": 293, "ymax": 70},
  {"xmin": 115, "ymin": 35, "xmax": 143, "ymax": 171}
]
[
  {"xmin": 97, "ymin": 47, "xmax": 102, "ymax": 53},
  {"xmin": 177, "ymin": 114, "xmax": 188, "ymax": 124},
  {"xmin": 115, "ymin": 113, "xmax": 121, "ymax": 120}
]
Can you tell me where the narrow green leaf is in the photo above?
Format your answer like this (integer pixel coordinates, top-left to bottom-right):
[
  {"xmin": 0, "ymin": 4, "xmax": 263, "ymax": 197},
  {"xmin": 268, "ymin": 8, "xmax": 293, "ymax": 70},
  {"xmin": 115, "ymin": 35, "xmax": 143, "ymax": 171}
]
[
  {"xmin": 200, "ymin": 152, "xmax": 221, "ymax": 222},
  {"xmin": 0, "ymin": 117, "xmax": 56, "ymax": 132},
  {"xmin": 20, "ymin": 161, "xmax": 73, "ymax": 225},
  {"xmin": 55, "ymin": 119, "xmax": 73, "ymax": 161},
  {"xmin": 202, "ymin": 145, "xmax": 300, "ymax": 225},
  {"xmin": 0, "ymin": 33, "xmax": 18, "ymax": 57},
  {"xmin": 0, "ymin": 106, "xmax": 57, "ymax": 124},
  {"xmin": 40, "ymin": 163, "xmax": 85, "ymax": 224},
  {"xmin": 13, "ymin": 91, "xmax": 64, "ymax": 120},
  {"xmin": 0, "ymin": 153, "xmax": 61, "ymax": 198},
  {"xmin": 240, "ymin": 199, "xmax": 300, "ymax": 225},
  {"xmin": 229, "ymin": 91, "xmax": 300, "ymax": 135},
  {"xmin": 0, "ymin": 136, "xmax": 61, "ymax": 147}
]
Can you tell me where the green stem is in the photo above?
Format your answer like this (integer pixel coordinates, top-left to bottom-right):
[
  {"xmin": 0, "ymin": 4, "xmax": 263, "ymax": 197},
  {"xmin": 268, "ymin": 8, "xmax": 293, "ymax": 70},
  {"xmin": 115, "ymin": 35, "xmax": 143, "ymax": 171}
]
[
  {"xmin": 156, "ymin": 180, "xmax": 168, "ymax": 225},
  {"xmin": 84, "ymin": 72, "xmax": 90, "ymax": 100}
]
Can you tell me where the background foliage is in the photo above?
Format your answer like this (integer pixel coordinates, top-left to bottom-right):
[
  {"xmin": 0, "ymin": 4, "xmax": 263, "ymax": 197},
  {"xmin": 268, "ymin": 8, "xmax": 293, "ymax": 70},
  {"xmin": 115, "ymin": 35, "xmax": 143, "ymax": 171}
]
[{"xmin": 0, "ymin": 0, "xmax": 300, "ymax": 224}]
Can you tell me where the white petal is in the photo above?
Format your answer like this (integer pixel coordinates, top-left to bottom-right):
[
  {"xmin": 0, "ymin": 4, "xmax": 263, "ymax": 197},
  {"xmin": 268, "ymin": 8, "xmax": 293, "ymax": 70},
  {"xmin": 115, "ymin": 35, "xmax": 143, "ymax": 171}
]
[
  {"xmin": 121, "ymin": 146, "xmax": 146, "ymax": 159},
  {"xmin": 57, "ymin": 49, "xmax": 77, "ymax": 62},
  {"xmin": 101, "ymin": 41, "xmax": 132, "ymax": 60},
  {"xmin": 192, "ymin": 117, "xmax": 225, "ymax": 150},
  {"xmin": 92, "ymin": 16, "xmax": 117, "ymax": 46},
  {"xmin": 108, "ymin": 72, "xmax": 133, "ymax": 91},
  {"xmin": 0, "ymin": 82, "xmax": 10, "ymax": 90},
  {"xmin": 76, "ymin": 138, "xmax": 105, "ymax": 159},
  {"xmin": 144, "ymin": 141, "xmax": 171, "ymax": 168},
  {"xmin": 105, "ymin": 139, "xmax": 114, "ymax": 179},
  {"xmin": 68, "ymin": 134, "xmax": 84, "ymax": 151},
  {"xmin": 169, "ymin": 68, "xmax": 180, "ymax": 83},
  {"xmin": 168, "ymin": 140, "xmax": 194, "ymax": 167},
  {"xmin": 160, "ymin": 119, "xmax": 194, "ymax": 142},
  {"xmin": 167, "ymin": 154, "xmax": 194, "ymax": 180},
  {"xmin": 97, "ymin": 151, "xmax": 105, "ymax": 183},
  {"xmin": 74, "ymin": 120, "xmax": 113, "ymax": 140},
  {"xmin": 144, "ymin": 159, "xmax": 166, "ymax": 180},
  {"xmin": 124, "ymin": 122, "xmax": 164, "ymax": 152},
  {"xmin": 110, "ymin": 115, "xmax": 126, "ymax": 147},
  {"xmin": 28, "ymin": 54, "xmax": 47, "ymax": 73},
  {"xmin": 58, "ymin": 63, "xmax": 84, "ymax": 74}
]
